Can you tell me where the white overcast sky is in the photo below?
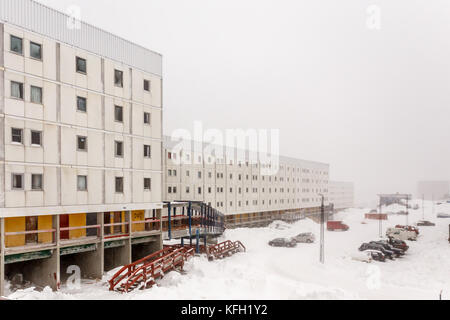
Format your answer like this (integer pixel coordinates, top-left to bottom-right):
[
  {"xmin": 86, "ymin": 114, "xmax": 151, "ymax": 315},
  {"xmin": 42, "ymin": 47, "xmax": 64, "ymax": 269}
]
[{"xmin": 36, "ymin": 0, "xmax": 450, "ymax": 206}]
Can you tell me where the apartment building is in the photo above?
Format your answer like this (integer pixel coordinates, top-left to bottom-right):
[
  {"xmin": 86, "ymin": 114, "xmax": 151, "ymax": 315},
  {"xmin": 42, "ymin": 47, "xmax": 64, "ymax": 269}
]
[
  {"xmin": 0, "ymin": 0, "xmax": 163, "ymax": 296},
  {"xmin": 329, "ymin": 181, "xmax": 354, "ymax": 211},
  {"xmin": 163, "ymin": 137, "xmax": 330, "ymax": 226}
]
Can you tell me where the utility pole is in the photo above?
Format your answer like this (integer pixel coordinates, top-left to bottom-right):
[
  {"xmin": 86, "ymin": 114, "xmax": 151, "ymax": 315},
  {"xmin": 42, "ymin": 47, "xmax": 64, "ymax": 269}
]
[{"xmin": 319, "ymin": 194, "xmax": 325, "ymax": 264}]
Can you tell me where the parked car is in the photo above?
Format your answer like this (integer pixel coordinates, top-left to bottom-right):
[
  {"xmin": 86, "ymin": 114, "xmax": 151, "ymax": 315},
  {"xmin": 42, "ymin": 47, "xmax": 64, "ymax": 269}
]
[
  {"xmin": 292, "ymin": 233, "xmax": 315, "ymax": 244},
  {"xmin": 370, "ymin": 241, "xmax": 404, "ymax": 257},
  {"xmin": 351, "ymin": 251, "xmax": 373, "ymax": 263},
  {"xmin": 359, "ymin": 243, "xmax": 395, "ymax": 260},
  {"xmin": 386, "ymin": 238, "xmax": 409, "ymax": 252},
  {"xmin": 416, "ymin": 220, "xmax": 436, "ymax": 227},
  {"xmin": 327, "ymin": 221, "xmax": 349, "ymax": 231},
  {"xmin": 437, "ymin": 213, "xmax": 450, "ymax": 219},
  {"xmin": 386, "ymin": 228, "xmax": 418, "ymax": 241},
  {"xmin": 395, "ymin": 225, "xmax": 420, "ymax": 235},
  {"xmin": 363, "ymin": 250, "xmax": 387, "ymax": 262},
  {"xmin": 268, "ymin": 238, "xmax": 297, "ymax": 248}
]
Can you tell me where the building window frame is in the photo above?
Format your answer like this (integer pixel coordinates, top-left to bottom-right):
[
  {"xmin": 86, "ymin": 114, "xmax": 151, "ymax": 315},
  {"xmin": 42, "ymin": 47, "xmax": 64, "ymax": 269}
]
[
  {"xmin": 30, "ymin": 41, "xmax": 42, "ymax": 60},
  {"xmin": 114, "ymin": 69, "xmax": 124, "ymax": 87},
  {"xmin": 11, "ymin": 81, "xmax": 24, "ymax": 100},
  {"xmin": 31, "ymin": 174, "xmax": 43, "ymax": 191},
  {"xmin": 10, "ymin": 35, "xmax": 23, "ymax": 55},
  {"xmin": 12, "ymin": 173, "xmax": 24, "ymax": 190},
  {"xmin": 76, "ymin": 56, "xmax": 87, "ymax": 74}
]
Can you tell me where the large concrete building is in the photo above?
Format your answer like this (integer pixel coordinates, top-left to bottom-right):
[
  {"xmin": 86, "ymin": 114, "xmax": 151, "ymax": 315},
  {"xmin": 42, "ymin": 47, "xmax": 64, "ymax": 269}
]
[
  {"xmin": 0, "ymin": 0, "xmax": 163, "ymax": 296},
  {"xmin": 417, "ymin": 181, "xmax": 450, "ymax": 201},
  {"xmin": 163, "ymin": 137, "xmax": 331, "ymax": 227},
  {"xmin": 328, "ymin": 181, "xmax": 354, "ymax": 211}
]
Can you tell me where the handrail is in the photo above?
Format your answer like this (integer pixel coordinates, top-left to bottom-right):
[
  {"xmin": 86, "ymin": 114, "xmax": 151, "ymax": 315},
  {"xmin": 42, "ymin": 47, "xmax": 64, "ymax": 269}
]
[{"xmin": 109, "ymin": 246, "xmax": 195, "ymax": 292}]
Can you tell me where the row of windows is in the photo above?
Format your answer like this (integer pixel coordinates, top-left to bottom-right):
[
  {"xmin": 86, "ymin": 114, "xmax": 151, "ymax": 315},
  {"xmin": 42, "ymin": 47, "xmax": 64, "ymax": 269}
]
[
  {"xmin": 10, "ymin": 82, "xmax": 153, "ymax": 128},
  {"xmin": 167, "ymin": 168, "xmax": 325, "ymax": 185},
  {"xmin": 11, "ymin": 173, "xmax": 152, "ymax": 193},
  {"xmin": 10, "ymin": 128, "xmax": 152, "ymax": 159},
  {"xmin": 167, "ymin": 185, "xmax": 327, "ymax": 196},
  {"xmin": 9, "ymin": 34, "xmax": 153, "ymax": 94},
  {"xmin": 166, "ymin": 153, "xmax": 329, "ymax": 176}
]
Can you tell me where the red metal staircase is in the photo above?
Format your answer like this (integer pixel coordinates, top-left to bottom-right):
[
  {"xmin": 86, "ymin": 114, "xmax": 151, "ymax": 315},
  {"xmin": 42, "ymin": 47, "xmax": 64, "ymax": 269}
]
[
  {"xmin": 207, "ymin": 240, "xmax": 246, "ymax": 261},
  {"xmin": 109, "ymin": 240, "xmax": 246, "ymax": 293},
  {"xmin": 109, "ymin": 246, "xmax": 195, "ymax": 293}
]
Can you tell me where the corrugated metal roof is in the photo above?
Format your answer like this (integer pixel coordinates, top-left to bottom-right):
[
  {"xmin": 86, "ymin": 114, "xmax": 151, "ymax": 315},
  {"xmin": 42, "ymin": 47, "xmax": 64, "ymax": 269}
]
[{"xmin": 0, "ymin": 0, "xmax": 162, "ymax": 77}]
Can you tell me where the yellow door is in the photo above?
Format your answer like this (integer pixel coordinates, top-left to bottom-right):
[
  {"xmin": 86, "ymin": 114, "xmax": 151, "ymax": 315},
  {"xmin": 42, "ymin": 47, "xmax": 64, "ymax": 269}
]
[{"xmin": 5, "ymin": 217, "xmax": 26, "ymax": 248}]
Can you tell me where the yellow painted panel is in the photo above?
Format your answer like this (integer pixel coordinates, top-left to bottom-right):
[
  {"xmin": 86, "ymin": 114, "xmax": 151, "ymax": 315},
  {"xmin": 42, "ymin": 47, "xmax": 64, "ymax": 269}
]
[
  {"xmin": 132, "ymin": 210, "xmax": 145, "ymax": 232},
  {"xmin": 69, "ymin": 213, "xmax": 87, "ymax": 239},
  {"xmin": 38, "ymin": 215, "xmax": 53, "ymax": 244},
  {"xmin": 5, "ymin": 217, "xmax": 26, "ymax": 248}
]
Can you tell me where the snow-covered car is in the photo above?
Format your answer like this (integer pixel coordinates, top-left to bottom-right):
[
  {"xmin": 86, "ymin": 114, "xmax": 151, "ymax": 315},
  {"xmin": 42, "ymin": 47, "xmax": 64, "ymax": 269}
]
[
  {"xmin": 359, "ymin": 243, "xmax": 395, "ymax": 260},
  {"xmin": 395, "ymin": 225, "xmax": 420, "ymax": 235},
  {"xmin": 268, "ymin": 238, "xmax": 297, "ymax": 248},
  {"xmin": 351, "ymin": 251, "xmax": 373, "ymax": 263},
  {"xmin": 363, "ymin": 250, "xmax": 386, "ymax": 262},
  {"xmin": 416, "ymin": 220, "xmax": 436, "ymax": 227},
  {"xmin": 437, "ymin": 213, "xmax": 450, "ymax": 219},
  {"xmin": 386, "ymin": 228, "xmax": 418, "ymax": 241},
  {"xmin": 386, "ymin": 238, "xmax": 409, "ymax": 252},
  {"xmin": 292, "ymin": 233, "xmax": 315, "ymax": 244},
  {"xmin": 370, "ymin": 241, "xmax": 404, "ymax": 257}
]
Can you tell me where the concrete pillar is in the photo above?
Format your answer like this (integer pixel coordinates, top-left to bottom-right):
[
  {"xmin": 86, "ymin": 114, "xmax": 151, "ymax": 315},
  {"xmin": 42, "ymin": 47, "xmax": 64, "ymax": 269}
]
[
  {"xmin": 55, "ymin": 214, "xmax": 60, "ymax": 290},
  {"xmin": 1, "ymin": 217, "xmax": 5, "ymax": 297},
  {"xmin": 29, "ymin": 250, "xmax": 59, "ymax": 291}
]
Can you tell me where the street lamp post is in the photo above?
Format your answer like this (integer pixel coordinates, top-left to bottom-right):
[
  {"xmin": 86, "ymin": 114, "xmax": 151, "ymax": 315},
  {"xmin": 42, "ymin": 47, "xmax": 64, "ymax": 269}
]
[{"xmin": 319, "ymin": 194, "xmax": 325, "ymax": 264}]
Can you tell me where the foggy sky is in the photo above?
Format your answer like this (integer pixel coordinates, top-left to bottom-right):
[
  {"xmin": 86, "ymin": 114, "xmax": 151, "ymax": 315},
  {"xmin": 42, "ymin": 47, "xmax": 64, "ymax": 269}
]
[{"xmin": 35, "ymin": 0, "xmax": 450, "ymax": 206}]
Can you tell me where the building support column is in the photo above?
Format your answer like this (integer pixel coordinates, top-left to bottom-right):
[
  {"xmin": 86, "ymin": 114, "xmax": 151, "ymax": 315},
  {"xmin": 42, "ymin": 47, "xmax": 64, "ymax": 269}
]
[
  {"xmin": 126, "ymin": 211, "xmax": 132, "ymax": 265},
  {"xmin": 1, "ymin": 217, "xmax": 5, "ymax": 297}
]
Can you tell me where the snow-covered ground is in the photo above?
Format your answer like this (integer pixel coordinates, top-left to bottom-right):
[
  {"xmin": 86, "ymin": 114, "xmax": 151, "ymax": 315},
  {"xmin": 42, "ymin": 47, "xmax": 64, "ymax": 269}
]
[{"xmin": 5, "ymin": 200, "xmax": 450, "ymax": 300}]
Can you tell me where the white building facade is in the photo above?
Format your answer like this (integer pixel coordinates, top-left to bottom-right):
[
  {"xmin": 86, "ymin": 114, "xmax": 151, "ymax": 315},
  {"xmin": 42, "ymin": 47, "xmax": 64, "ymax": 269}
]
[
  {"xmin": 163, "ymin": 137, "xmax": 330, "ymax": 224},
  {"xmin": 0, "ymin": 0, "xmax": 163, "ymax": 296}
]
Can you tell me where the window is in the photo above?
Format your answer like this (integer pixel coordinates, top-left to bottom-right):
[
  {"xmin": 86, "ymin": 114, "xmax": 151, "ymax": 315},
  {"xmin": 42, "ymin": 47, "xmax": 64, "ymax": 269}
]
[
  {"xmin": 114, "ymin": 105, "xmax": 123, "ymax": 122},
  {"xmin": 144, "ymin": 145, "xmax": 151, "ymax": 158},
  {"xmin": 77, "ymin": 96, "xmax": 87, "ymax": 112},
  {"xmin": 10, "ymin": 35, "xmax": 23, "ymax": 54},
  {"xmin": 115, "ymin": 177, "xmax": 124, "ymax": 193},
  {"xmin": 30, "ymin": 86, "xmax": 43, "ymax": 104},
  {"xmin": 115, "ymin": 141, "xmax": 123, "ymax": 157},
  {"xmin": 114, "ymin": 69, "xmax": 123, "ymax": 87},
  {"xmin": 77, "ymin": 136, "xmax": 87, "ymax": 151},
  {"xmin": 144, "ymin": 112, "xmax": 151, "ymax": 125},
  {"xmin": 144, "ymin": 178, "xmax": 151, "ymax": 191},
  {"xmin": 144, "ymin": 79, "xmax": 151, "ymax": 92},
  {"xmin": 11, "ymin": 128, "xmax": 23, "ymax": 144},
  {"xmin": 11, "ymin": 81, "xmax": 24, "ymax": 99},
  {"xmin": 31, "ymin": 131, "xmax": 42, "ymax": 146},
  {"xmin": 31, "ymin": 174, "xmax": 43, "ymax": 190},
  {"xmin": 12, "ymin": 174, "xmax": 23, "ymax": 190},
  {"xmin": 77, "ymin": 175, "xmax": 87, "ymax": 191},
  {"xmin": 76, "ymin": 57, "xmax": 87, "ymax": 73},
  {"xmin": 30, "ymin": 42, "xmax": 42, "ymax": 60}
]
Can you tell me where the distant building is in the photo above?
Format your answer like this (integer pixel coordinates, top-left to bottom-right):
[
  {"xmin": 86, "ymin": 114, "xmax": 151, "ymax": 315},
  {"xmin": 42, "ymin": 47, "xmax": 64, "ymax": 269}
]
[
  {"xmin": 417, "ymin": 181, "xmax": 450, "ymax": 200},
  {"xmin": 329, "ymin": 181, "xmax": 354, "ymax": 211}
]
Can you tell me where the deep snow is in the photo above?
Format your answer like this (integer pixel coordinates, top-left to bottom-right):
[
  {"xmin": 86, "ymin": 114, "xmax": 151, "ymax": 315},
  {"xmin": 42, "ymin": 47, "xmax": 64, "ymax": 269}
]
[{"xmin": 5, "ymin": 200, "xmax": 450, "ymax": 300}]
